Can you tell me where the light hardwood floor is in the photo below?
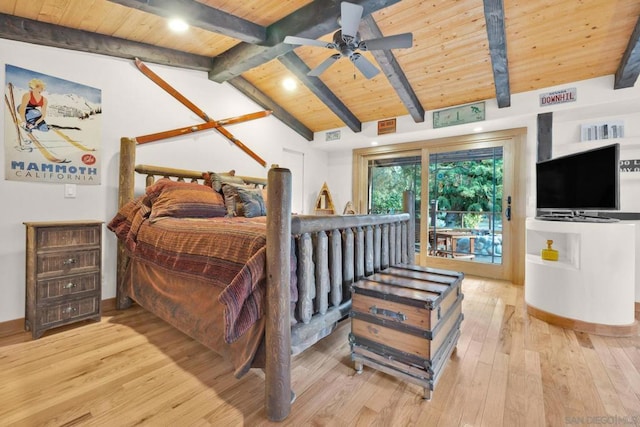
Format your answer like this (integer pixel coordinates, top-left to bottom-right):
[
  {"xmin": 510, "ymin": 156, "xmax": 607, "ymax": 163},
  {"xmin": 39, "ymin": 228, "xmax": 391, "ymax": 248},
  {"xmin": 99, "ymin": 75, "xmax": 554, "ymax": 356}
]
[{"xmin": 1, "ymin": 276, "xmax": 639, "ymax": 426}]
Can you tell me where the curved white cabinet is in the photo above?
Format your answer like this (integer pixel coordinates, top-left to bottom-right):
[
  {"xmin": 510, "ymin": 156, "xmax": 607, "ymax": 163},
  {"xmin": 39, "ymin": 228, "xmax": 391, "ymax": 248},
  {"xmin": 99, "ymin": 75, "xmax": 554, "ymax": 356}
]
[{"xmin": 525, "ymin": 218, "xmax": 636, "ymax": 334}]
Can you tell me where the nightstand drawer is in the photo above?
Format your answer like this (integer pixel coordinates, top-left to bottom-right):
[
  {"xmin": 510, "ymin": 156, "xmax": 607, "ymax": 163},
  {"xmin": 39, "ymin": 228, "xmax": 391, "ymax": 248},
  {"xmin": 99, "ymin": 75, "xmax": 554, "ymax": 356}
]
[
  {"xmin": 37, "ymin": 273, "xmax": 100, "ymax": 301},
  {"xmin": 38, "ymin": 296, "xmax": 100, "ymax": 328},
  {"xmin": 36, "ymin": 226, "xmax": 101, "ymax": 250},
  {"xmin": 36, "ymin": 249, "xmax": 101, "ymax": 277}
]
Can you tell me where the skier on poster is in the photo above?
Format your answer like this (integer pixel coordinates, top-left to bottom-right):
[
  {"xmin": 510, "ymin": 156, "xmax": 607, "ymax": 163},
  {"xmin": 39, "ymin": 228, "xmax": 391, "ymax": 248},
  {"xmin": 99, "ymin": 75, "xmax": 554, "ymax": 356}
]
[{"xmin": 17, "ymin": 78, "xmax": 49, "ymax": 133}]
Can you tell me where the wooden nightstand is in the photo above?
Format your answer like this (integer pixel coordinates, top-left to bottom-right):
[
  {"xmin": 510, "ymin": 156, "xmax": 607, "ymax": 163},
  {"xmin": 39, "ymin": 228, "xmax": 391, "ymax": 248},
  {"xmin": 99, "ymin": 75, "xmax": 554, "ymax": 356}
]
[{"xmin": 24, "ymin": 220, "xmax": 103, "ymax": 339}]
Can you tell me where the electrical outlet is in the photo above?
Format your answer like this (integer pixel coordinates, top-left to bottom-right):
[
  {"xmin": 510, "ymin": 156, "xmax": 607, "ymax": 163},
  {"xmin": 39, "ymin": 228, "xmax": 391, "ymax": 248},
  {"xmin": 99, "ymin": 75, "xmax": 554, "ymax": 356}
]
[{"xmin": 64, "ymin": 184, "xmax": 77, "ymax": 198}]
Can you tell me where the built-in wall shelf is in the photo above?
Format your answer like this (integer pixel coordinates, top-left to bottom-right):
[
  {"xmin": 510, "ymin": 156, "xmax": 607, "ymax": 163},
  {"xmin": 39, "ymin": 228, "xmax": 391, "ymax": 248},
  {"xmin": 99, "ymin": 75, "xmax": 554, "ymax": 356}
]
[
  {"xmin": 551, "ymin": 99, "xmax": 639, "ymax": 162},
  {"xmin": 526, "ymin": 227, "xmax": 580, "ymax": 269},
  {"xmin": 525, "ymin": 218, "xmax": 637, "ymax": 335}
]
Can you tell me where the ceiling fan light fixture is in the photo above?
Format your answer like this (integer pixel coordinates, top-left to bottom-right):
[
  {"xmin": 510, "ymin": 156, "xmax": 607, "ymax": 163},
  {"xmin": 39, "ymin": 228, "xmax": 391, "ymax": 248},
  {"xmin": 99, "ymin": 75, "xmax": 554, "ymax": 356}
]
[{"xmin": 282, "ymin": 2, "xmax": 413, "ymax": 80}]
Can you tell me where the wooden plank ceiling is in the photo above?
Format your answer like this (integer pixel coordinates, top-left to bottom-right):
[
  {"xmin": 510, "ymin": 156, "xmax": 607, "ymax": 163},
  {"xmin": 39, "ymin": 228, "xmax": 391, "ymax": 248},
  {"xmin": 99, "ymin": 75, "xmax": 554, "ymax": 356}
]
[{"xmin": 1, "ymin": 0, "xmax": 639, "ymax": 141}]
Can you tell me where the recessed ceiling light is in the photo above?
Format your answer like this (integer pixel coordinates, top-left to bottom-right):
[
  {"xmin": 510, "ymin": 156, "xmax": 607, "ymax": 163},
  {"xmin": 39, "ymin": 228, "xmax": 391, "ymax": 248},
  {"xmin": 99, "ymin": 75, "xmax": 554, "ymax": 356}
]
[
  {"xmin": 168, "ymin": 18, "xmax": 189, "ymax": 33},
  {"xmin": 282, "ymin": 77, "xmax": 297, "ymax": 91}
]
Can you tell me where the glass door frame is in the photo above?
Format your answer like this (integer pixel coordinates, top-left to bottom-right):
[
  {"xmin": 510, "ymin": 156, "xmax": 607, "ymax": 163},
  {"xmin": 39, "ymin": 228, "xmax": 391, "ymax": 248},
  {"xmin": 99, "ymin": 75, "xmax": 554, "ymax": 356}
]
[{"xmin": 352, "ymin": 128, "xmax": 526, "ymax": 284}]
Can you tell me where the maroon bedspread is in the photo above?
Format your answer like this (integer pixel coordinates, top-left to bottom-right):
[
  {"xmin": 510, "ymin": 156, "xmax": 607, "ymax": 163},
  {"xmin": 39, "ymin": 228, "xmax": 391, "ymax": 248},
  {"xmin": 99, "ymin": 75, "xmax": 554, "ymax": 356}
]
[{"xmin": 108, "ymin": 197, "xmax": 275, "ymax": 344}]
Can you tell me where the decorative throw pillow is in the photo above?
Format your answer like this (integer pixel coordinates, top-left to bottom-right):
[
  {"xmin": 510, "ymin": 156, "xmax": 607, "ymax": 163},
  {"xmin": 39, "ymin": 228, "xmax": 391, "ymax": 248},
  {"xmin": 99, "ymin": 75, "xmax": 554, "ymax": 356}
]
[
  {"xmin": 236, "ymin": 186, "xmax": 267, "ymax": 218},
  {"xmin": 207, "ymin": 171, "xmax": 246, "ymax": 192},
  {"xmin": 144, "ymin": 178, "xmax": 175, "ymax": 204},
  {"xmin": 148, "ymin": 180, "xmax": 226, "ymax": 220},
  {"xmin": 221, "ymin": 183, "xmax": 249, "ymax": 217}
]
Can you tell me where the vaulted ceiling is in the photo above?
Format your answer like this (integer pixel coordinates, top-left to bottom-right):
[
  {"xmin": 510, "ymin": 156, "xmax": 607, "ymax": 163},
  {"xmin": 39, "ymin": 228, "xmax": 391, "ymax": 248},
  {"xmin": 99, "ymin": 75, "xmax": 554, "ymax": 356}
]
[{"xmin": 1, "ymin": 0, "xmax": 639, "ymax": 142}]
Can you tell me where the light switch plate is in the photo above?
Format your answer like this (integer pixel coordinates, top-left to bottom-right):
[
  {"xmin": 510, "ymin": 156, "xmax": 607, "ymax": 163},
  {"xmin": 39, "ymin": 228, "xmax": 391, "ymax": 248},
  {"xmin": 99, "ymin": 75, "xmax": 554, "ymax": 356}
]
[{"xmin": 64, "ymin": 184, "xmax": 77, "ymax": 198}]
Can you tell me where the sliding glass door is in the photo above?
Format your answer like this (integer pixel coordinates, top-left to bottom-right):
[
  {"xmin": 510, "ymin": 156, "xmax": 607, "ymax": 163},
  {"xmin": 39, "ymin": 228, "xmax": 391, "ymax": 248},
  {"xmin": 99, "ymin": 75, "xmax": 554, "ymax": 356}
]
[
  {"xmin": 353, "ymin": 129, "xmax": 524, "ymax": 283},
  {"xmin": 428, "ymin": 146, "xmax": 503, "ymax": 265}
]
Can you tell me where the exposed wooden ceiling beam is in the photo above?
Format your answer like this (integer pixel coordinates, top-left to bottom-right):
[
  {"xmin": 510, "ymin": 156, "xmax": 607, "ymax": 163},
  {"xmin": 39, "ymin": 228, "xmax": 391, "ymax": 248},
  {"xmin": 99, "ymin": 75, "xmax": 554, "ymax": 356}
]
[
  {"xmin": 0, "ymin": 13, "xmax": 314, "ymax": 141},
  {"xmin": 106, "ymin": 0, "xmax": 266, "ymax": 44},
  {"xmin": 615, "ymin": 15, "xmax": 640, "ymax": 89},
  {"xmin": 278, "ymin": 51, "xmax": 362, "ymax": 133},
  {"xmin": 0, "ymin": 13, "xmax": 212, "ymax": 71},
  {"xmin": 483, "ymin": 0, "xmax": 511, "ymax": 108},
  {"xmin": 360, "ymin": 16, "xmax": 424, "ymax": 123},
  {"xmin": 228, "ymin": 76, "xmax": 314, "ymax": 141},
  {"xmin": 208, "ymin": 0, "xmax": 402, "ymax": 83}
]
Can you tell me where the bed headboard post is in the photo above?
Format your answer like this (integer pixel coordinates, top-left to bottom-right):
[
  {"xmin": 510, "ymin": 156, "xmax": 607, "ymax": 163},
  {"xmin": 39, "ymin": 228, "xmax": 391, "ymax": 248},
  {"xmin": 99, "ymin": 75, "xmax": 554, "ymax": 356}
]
[
  {"xmin": 265, "ymin": 166, "xmax": 292, "ymax": 422},
  {"xmin": 116, "ymin": 137, "xmax": 136, "ymax": 309},
  {"xmin": 118, "ymin": 137, "xmax": 136, "ymax": 208}
]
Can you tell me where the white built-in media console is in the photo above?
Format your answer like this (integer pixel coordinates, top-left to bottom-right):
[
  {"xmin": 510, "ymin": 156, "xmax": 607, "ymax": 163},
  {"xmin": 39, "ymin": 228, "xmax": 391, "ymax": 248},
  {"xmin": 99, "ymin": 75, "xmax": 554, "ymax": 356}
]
[{"xmin": 525, "ymin": 218, "xmax": 637, "ymax": 336}]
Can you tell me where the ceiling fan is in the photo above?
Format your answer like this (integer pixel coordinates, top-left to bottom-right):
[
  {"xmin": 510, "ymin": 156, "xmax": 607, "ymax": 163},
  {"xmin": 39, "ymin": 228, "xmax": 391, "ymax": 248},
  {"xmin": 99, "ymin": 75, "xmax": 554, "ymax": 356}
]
[{"xmin": 283, "ymin": 2, "xmax": 413, "ymax": 79}]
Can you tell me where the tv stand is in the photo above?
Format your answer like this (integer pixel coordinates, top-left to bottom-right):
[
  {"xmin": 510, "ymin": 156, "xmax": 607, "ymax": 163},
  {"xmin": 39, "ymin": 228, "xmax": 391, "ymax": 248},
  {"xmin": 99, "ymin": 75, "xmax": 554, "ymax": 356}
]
[
  {"xmin": 536, "ymin": 211, "xmax": 619, "ymax": 223},
  {"xmin": 525, "ymin": 218, "xmax": 636, "ymax": 336}
]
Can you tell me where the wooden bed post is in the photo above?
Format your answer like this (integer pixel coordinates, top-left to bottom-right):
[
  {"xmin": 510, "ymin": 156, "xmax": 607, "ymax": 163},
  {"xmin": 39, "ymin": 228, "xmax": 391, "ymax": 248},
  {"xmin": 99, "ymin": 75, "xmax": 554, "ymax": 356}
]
[
  {"xmin": 116, "ymin": 137, "xmax": 136, "ymax": 309},
  {"xmin": 265, "ymin": 166, "xmax": 292, "ymax": 421}
]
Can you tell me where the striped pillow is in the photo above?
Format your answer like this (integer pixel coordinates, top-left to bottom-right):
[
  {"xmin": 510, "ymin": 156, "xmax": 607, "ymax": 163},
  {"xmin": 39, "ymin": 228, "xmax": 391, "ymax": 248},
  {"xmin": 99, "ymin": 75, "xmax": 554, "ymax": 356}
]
[{"xmin": 148, "ymin": 180, "xmax": 226, "ymax": 220}]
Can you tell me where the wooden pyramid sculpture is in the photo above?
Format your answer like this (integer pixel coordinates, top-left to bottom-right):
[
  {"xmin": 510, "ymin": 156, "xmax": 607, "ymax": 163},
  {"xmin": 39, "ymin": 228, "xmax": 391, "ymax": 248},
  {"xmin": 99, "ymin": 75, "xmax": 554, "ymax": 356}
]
[{"xmin": 314, "ymin": 182, "xmax": 336, "ymax": 215}]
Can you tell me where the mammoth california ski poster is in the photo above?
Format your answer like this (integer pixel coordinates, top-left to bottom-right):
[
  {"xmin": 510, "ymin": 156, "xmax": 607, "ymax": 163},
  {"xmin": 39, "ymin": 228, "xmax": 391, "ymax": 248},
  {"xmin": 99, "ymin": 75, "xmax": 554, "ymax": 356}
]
[{"xmin": 4, "ymin": 64, "xmax": 102, "ymax": 184}]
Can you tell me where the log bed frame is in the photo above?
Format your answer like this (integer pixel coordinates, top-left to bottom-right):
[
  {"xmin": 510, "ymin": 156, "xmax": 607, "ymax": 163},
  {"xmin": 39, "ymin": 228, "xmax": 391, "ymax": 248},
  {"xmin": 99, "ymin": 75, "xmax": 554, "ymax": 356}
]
[{"xmin": 115, "ymin": 137, "xmax": 416, "ymax": 421}]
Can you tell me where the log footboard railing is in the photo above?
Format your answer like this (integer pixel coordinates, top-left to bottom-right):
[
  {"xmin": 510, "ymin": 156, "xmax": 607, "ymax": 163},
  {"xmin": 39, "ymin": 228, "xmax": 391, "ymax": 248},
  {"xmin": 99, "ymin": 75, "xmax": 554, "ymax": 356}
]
[{"xmin": 287, "ymin": 208, "xmax": 414, "ymax": 354}]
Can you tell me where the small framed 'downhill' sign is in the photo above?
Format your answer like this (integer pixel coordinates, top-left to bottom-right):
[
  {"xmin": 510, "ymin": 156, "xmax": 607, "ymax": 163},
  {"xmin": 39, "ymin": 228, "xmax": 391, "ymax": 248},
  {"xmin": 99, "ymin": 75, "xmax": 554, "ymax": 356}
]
[{"xmin": 377, "ymin": 118, "xmax": 396, "ymax": 135}]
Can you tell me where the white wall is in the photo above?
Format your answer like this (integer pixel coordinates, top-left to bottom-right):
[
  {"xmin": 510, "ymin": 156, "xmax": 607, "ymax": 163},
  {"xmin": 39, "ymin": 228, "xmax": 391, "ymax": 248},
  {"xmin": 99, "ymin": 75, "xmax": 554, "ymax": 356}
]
[{"xmin": 0, "ymin": 38, "xmax": 328, "ymax": 323}]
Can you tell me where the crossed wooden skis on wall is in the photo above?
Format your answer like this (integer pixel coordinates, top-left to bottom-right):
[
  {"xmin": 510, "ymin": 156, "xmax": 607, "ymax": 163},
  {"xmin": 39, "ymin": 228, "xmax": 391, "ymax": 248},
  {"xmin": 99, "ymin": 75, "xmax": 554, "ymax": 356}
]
[{"xmin": 134, "ymin": 58, "xmax": 269, "ymax": 167}]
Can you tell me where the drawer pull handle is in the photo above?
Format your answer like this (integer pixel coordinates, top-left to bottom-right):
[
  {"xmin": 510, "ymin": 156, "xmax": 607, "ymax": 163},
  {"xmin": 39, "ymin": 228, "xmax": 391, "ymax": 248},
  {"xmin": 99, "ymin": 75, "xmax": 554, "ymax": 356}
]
[
  {"xmin": 63, "ymin": 258, "xmax": 77, "ymax": 265},
  {"xmin": 63, "ymin": 307, "xmax": 77, "ymax": 314},
  {"xmin": 369, "ymin": 305, "xmax": 406, "ymax": 322},
  {"xmin": 64, "ymin": 282, "xmax": 77, "ymax": 289}
]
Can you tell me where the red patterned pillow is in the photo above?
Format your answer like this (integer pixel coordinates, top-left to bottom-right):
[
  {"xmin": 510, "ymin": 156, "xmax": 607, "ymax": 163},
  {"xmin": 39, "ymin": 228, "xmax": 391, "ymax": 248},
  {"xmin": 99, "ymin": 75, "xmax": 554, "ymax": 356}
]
[{"xmin": 147, "ymin": 180, "xmax": 226, "ymax": 220}]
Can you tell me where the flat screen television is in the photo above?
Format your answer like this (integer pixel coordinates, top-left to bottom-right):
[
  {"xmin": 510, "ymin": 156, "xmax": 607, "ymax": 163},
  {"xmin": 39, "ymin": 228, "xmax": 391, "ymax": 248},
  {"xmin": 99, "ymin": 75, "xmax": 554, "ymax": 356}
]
[{"xmin": 536, "ymin": 143, "xmax": 619, "ymax": 219}]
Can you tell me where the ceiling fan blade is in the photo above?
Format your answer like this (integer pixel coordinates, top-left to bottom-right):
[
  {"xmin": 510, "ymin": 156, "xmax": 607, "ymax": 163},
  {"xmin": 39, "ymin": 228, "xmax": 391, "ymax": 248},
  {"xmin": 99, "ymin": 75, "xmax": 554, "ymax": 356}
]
[
  {"xmin": 360, "ymin": 33, "xmax": 413, "ymax": 51},
  {"xmin": 308, "ymin": 54, "xmax": 341, "ymax": 77},
  {"xmin": 284, "ymin": 36, "xmax": 333, "ymax": 48},
  {"xmin": 351, "ymin": 53, "xmax": 380, "ymax": 79},
  {"xmin": 340, "ymin": 2, "xmax": 363, "ymax": 39}
]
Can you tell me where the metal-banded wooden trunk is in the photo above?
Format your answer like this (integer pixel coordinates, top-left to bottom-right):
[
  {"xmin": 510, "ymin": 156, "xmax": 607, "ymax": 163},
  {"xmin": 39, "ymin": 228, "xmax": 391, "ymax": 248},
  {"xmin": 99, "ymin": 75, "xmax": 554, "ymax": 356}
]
[{"xmin": 349, "ymin": 264, "xmax": 464, "ymax": 400}]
